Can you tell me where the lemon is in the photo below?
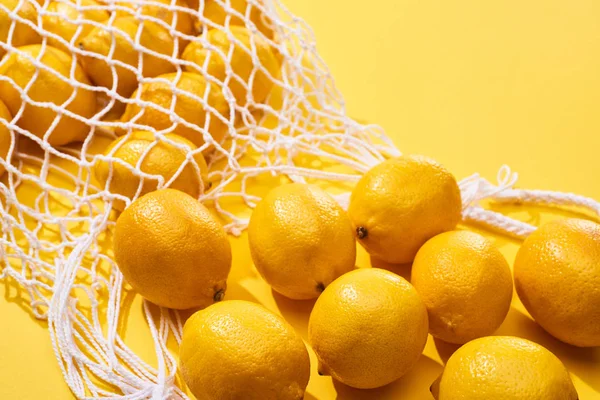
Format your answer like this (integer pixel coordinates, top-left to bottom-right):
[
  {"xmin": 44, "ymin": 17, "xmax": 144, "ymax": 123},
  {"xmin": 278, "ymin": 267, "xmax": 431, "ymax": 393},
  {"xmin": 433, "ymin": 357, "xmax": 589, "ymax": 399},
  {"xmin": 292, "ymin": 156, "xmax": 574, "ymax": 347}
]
[
  {"xmin": 180, "ymin": 300, "xmax": 310, "ymax": 400},
  {"xmin": 42, "ymin": 0, "xmax": 109, "ymax": 53},
  {"xmin": 94, "ymin": 131, "xmax": 209, "ymax": 212},
  {"xmin": 433, "ymin": 336, "xmax": 578, "ymax": 400},
  {"xmin": 0, "ymin": 45, "xmax": 97, "ymax": 146},
  {"xmin": 514, "ymin": 218, "xmax": 600, "ymax": 347},
  {"xmin": 187, "ymin": 0, "xmax": 274, "ymax": 40},
  {"xmin": 114, "ymin": 188, "xmax": 231, "ymax": 309},
  {"xmin": 182, "ymin": 26, "xmax": 279, "ymax": 106},
  {"xmin": 118, "ymin": 72, "xmax": 229, "ymax": 152},
  {"xmin": 0, "ymin": 0, "xmax": 40, "ymax": 59},
  {"xmin": 79, "ymin": 17, "xmax": 176, "ymax": 98},
  {"xmin": 114, "ymin": 0, "xmax": 194, "ymax": 49},
  {"xmin": 309, "ymin": 268, "xmax": 428, "ymax": 389},
  {"xmin": 349, "ymin": 155, "xmax": 462, "ymax": 264},
  {"xmin": 0, "ymin": 99, "xmax": 14, "ymax": 176},
  {"xmin": 411, "ymin": 230, "xmax": 513, "ymax": 344},
  {"xmin": 248, "ymin": 183, "xmax": 356, "ymax": 299}
]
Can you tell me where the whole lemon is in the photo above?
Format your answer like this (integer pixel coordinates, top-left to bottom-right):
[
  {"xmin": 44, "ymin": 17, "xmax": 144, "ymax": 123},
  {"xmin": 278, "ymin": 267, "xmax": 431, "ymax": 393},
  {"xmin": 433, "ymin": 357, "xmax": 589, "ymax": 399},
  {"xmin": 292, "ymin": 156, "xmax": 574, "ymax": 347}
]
[
  {"xmin": 79, "ymin": 18, "xmax": 176, "ymax": 98},
  {"xmin": 0, "ymin": 99, "xmax": 14, "ymax": 176},
  {"xmin": 349, "ymin": 155, "xmax": 462, "ymax": 264},
  {"xmin": 118, "ymin": 72, "xmax": 229, "ymax": 152},
  {"xmin": 114, "ymin": 0, "xmax": 194, "ymax": 48},
  {"xmin": 94, "ymin": 131, "xmax": 209, "ymax": 211},
  {"xmin": 42, "ymin": 0, "xmax": 109, "ymax": 53},
  {"xmin": 308, "ymin": 268, "xmax": 428, "ymax": 389},
  {"xmin": 180, "ymin": 300, "xmax": 310, "ymax": 400},
  {"xmin": 182, "ymin": 26, "xmax": 280, "ymax": 106},
  {"xmin": 114, "ymin": 188, "xmax": 231, "ymax": 309},
  {"xmin": 248, "ymin": 183, "xmax": 356, "ymax": 299},
  {"xmin": 433, "ymin": 336, "xmax": 577, "ymax": 400},
  {"xmin": 0, "ymin": 45, "xmax": 97, "ymax": 146},
  {"xmin": 514, "ymin": 218, "xmax": 600, "ymax": 347},
  {"xmin": 0, "ymin": 0, "xmax": 40, "ymax": 59},
  {"xmin": 187, "ymin": 0, "xmax": 274, "ymax": 40},
  {"xmin": 412, "ymin": 230, "xmax": 513, "ymax": 344}
]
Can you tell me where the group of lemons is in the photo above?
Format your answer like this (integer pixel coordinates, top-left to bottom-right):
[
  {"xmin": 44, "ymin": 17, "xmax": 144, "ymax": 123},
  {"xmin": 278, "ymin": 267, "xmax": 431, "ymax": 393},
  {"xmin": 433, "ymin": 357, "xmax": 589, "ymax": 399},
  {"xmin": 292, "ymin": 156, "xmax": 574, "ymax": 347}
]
[
  {"xmin": 112, "ymin": 153, "xmax": 598, "ymax": 399},
  {"xmin": 0, "ymin": 0, "xmax": 279, "ymax": 179},
  {"xmin": 1, "ymin": 1, "xmax": 598, "ymax": 400}
]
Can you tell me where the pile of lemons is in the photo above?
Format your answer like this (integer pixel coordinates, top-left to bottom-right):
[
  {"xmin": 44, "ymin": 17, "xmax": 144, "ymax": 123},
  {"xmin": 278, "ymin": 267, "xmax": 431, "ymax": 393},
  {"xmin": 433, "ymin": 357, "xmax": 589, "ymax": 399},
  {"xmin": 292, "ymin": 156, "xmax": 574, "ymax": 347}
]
[
  {"xmin": 1, "ymin": 2, "xmax": 598, "ymax": 399},
  {"xmin": 113, "ymin": 155, "xmax": 596, "ymax": 399},
  {"xmin": 0, "ymin": 0, "xmax": 278, "ymax": 171}
]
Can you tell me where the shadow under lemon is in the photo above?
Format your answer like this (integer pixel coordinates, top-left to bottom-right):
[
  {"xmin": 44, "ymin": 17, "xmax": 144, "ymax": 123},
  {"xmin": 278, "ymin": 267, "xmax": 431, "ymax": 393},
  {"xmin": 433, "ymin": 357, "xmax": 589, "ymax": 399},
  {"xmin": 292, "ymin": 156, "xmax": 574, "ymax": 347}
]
[
  {"xmin": 432, "ymin": 338, "xmax": 462, "ymax": 364},
  {"xmin": 369, "ymin": 255, "xmax": 412, "ymax": 281},
  {"xmin": 272, "ymin": 290, "xmax": 318, "ymax": 340},
  {"xmin": 333, "ymin": 355, "xmax": 442, "ymax": 400}
]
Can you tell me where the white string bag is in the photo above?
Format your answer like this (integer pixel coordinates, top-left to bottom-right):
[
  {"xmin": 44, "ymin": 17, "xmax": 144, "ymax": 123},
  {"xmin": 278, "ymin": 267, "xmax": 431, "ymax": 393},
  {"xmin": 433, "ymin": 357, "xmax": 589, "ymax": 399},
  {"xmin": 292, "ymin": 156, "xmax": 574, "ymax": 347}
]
[{"xmin": 0, "ymin": 0, "xmax": 599, "ymax": 398}]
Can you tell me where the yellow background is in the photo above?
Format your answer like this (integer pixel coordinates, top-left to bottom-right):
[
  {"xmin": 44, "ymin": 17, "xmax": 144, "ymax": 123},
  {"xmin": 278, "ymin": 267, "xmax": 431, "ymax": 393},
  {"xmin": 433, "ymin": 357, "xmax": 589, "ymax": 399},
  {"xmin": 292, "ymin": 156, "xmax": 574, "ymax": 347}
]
[{"xmin": 1, "ymin": 0, "xmax": 600, "ymax": 398}]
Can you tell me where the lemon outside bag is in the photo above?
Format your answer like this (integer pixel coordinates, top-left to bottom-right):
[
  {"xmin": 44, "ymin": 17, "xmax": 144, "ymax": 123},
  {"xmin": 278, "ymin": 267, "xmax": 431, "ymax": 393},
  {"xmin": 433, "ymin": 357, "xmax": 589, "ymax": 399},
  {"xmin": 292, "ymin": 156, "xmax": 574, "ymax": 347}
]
[{"xmin": 0, "ymin": 0, "xmax": 600, "ymax": 398}]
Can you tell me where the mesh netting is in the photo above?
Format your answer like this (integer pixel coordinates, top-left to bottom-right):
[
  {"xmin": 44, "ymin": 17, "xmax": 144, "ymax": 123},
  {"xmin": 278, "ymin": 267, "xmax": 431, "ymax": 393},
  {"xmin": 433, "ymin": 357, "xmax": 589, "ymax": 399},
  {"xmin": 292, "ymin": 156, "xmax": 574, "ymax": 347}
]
[{"xmin": 0, "ymin": 0, "xmax": 599, "ymax": 398}]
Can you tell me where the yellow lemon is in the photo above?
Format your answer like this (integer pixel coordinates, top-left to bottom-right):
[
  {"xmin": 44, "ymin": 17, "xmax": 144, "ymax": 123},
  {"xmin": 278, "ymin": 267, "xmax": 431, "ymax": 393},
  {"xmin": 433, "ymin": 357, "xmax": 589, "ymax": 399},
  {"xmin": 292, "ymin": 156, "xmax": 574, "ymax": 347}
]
[
  {"xmin": 308, "ymin": 268, "xmax": 429, "ymax": 389},
  {"xmin": 433, "ymin": 336, "xmax": 578, "ymax": 400},
  {"xmin": 349, "ymin": 155, "xmax": 462, "ymax": 264},
  {"xmin": 94, "ymin": 131, "xmax": 209, "ymax": 211},
  {"xmin": 187, "ymin": 0, "xmax": 274, "ymax": 40},
  {"xmin": 114, "ymin": 188, "xmax": 231, "ymax": 309},
  {"xmin": 248, "ymin": 183, "xmax": 356, "ymax": 299},
  {"xmin": 514, "ymin": 218, "xmax": 600, "ymax": 347},
  {"xmin": 0, "ymin": 99, "xmax": 14, "ymax": 176},
  {"xmin": 182, "ymin": 26, "xmax": 279, "ymax": 106},
  {"xmin": 79, "ymin": 17, "xmax": 176, "ymax": 98},
  {"xmin": 113, "ymin": 0, "xmax": 194, "ymax": 49},
  {"xmin": 411, "ymin": 230, "xmax": 513, "ymax": 344},
  {"xmin": 0, "ymin": 45, "xmax": 97, "ymax": 146},
  {"xmin": 180, "ymin": 300, "xmax": 310, "ymax": 400},
  {"xmin": 0, "ymin": 0, "xmax": 40, "ymax": 59},
  {"xmin": 118, "ymin": 72, "xmax": 229, "ymax": 152},
  {"xmin": 42, "ymin": 0, "xmax": 109, "ymax": 53}
]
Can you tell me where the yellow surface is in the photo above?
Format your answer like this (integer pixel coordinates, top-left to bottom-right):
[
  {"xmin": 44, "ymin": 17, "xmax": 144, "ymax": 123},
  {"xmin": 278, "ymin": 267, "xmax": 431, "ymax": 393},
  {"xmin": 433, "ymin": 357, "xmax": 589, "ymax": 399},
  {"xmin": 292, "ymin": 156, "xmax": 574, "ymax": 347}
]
[{"xmin": 1, "ymin": 0, "xmax": 600, "ymax": 398}]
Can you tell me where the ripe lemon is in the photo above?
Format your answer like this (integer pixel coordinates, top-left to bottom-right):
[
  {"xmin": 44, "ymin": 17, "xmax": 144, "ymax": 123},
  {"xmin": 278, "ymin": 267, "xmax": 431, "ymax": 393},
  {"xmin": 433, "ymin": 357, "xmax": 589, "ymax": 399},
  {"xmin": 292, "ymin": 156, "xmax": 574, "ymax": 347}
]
[
  {"xmin": 248, "ymin": 183, "xmax": 356, "ymax": 300},
  {"xmin": 349, "ymin": 155, "xmax": 462, "ymax": 264},
  {"xmin": 118, "ymin": 72, "xmax": 229, "ymax": 152},
  {"xmin": 0, "ymin": 100, "xmax": 14, "ymax": 176},
  {"xmin": 180, "ymin": 300, "xmax": 310, "ymax": 400},
  {"xmin": 432, "ymin": 336, "xmax": 578, "ymax": 400},
  {"xmin": 0, "ymin": 45, "xmax": 97, "ymax": 146},
  {"xmin": 42, "ymin": 0, "xmax": 109, "ymax": 53},
  {"xmin": 514, "ymin": 218, "xmax": 600, "ymax": 347},
  {"xmin": 182, "ymin": 26, "xmax": 279, "ymax": 106},
  {"xmin": 187, "ymin": 0, "xmax": 274, "ymax": 40},
  {"xmin": 411, "ymin": 230, "xmax": 513, "ymax": 344},
  {"xmin": 308, "ymin": 268, "xmax": 428, "ymax": 389},
  {"xmin": 79, "ymin": 17, "xmax": 176, "ymax": 97},
  {"xmin": 94, "ymin": 131, "xmax": 209, "ymax": 212},
  {"xmin": 114, "ymin": 188, "xmax": 231, "ymax": 309},
  {"xmin": 114, "ymin": 0, "xmax": 194, "ymax": 49},
  {"xmin": 0, "ymin": 0, "xmax": 40, "ymax": 59}
]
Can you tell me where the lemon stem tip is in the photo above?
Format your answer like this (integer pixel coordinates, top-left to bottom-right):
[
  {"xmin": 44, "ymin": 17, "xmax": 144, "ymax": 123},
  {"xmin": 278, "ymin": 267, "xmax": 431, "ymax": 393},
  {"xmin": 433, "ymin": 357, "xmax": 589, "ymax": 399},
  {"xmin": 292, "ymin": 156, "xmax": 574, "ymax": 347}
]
[
  {"xmin": 213, "ymin": 289, "xmax": 225, "ymax": 302},
  {"xmin": 356, "ymin": 226, "xmax": 368, "ymax": 239}
]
